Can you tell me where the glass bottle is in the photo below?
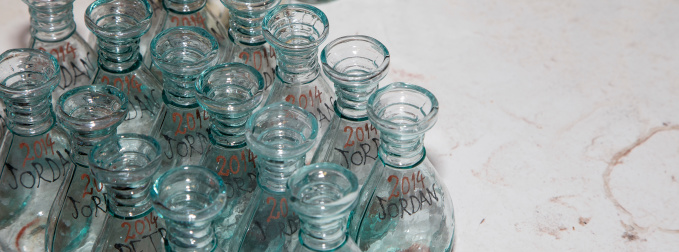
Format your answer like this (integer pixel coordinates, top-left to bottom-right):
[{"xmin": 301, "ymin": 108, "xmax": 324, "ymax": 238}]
[
  {"xmin": 288, "ymin": 162, "xmax": 360, "ymax": 252},
  {"xmin": 145, "ymin": 0, "xmax": 230, "ymax": 75},
  {"xmin": 0, "ymin": 49, "xmax": 74, "ymax": 252},
  {"xmin": 151, "ymin": 165, "xmax": 227, "ymax": 252},
  {"xmin": 89, "ymin": 134, "xmax": 166, "ymax": 252},
  {"xmin": 195, "ymin": 63, "xmax": 264, "ymax": 246},
  {"xmin": 311, "ymin": 35, "xmax": 390, "ymax": 186},
  {"xmin": 150, "ymin": 26, "xmax": 219, "ymax": 172},
  {"xmin": 262, "ymin": 4, "xmax": 335, "ymax": 159},
  {"xmin": 24, "ymin": 0, "xmax": 98, "ymax": 104},
  {"xmin": 85, "ymin": 0, "xmax": 164, "ymax": 135},
  {"xmin": 48, "ymin": 84, "xmax": 129, "ymax": 251},
  {"xmin": 348, "ymin": 83, "xmax": 455, "ymax": 251},
  {"xmin": 220, "ymin": 0, "xmax": 280, "ymax": 98},
  {"xmin": 231, "ymin": 102, "xmax": 318, "ymax": 251}
]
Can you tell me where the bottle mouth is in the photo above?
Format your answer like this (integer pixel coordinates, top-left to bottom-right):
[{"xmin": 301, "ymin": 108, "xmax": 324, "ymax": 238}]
[
  {"xmin": 367, "ymin": 82, "xmax": 439, "ymax": 136},
  {"xmin": 151, "ymin": 27, "xmax": 220, "ymax": 76},
  {"xmin": 321, "ymin": 35, "xmax": 390, "ymax": 86},
  {"xmin": 196, "ymin": 62, "xmax": 264, "ymax": 117},
  {"xmin": 89, "ymin": 133, "xmax": 162, "ymax": 187},
  {"xmin": 287, "ymin": 162, "xmax": 359, "ymax": 218},
  {"xmin": 262, "ymin": 4, "xmax": 329, "ymax": 51},
  {"xmin": 151, "ymin": 165, "xmax": 227, "ymax": 223},
  {"xmin": 0, "ymin": 49, "xmax": 60, "ymax": 98},
  {"xmin": 56, "ymin": 85, "xmax": 128, "ymax": 132},
  {"xmin": 85, "ymin": 0, "xmax": 152, "ymax": 40},
  {"xmin": 245, "ymin": 102, "xmax": 318, "ymax": 159}
]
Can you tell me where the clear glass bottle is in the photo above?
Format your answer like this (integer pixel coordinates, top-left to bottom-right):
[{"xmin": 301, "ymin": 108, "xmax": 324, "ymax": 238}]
[
  {"xmin": 220, "ymin": 0, "xmax": 280, "ymax": 98},
  {"xmin": 24, "ymin": 0, "xmax": 98, "ymax": 104},
  {"xmin": 151, "ymin": 165, "xmax": 227, "ymax": 252},
  {"xmin": 48, "ymin": 84, "xmax": 129, "ymax": 251},
  {"xmin": 348, "ymin": 83, "xmax": 455, "ymax": 251},
  {"xmin": 145, "ymin": 0, "xmax": 230, "ymax": 75},
  {"xmin": 262, "ymin": 4, "xmax": 335, "ymax": 159},
  {"xmin": 150, "ymin": 26, "xmax": 219, "ymax": 172},
  {"xmin": 89, "ymin": 134, "xmax": 166, "ymax": 252},
  {"xmin": 195, "ymin": 62, "xmax": 264, "ymax": 247},
  {"xmin": 231, "ymin": 102, "xmax": 318, "ymax": 251},
  {"xmin": 0, "ymin": 49, "xmax": 74, "ymax": 252},
  {"xmin": 288, "ymin": 162, "xmax": 360, "ymax": 252},
  {"xmin": 85, "ymin": 0, "xmax": 164, "ymax": 135},
  {"xmin": 311, "ymin": 35, "xmax": 390, "ymax": 186}
]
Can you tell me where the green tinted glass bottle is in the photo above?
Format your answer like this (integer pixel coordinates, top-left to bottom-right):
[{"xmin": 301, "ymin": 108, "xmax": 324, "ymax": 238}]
[
  {"xmin": 195, "ymin": 63, "xmax": 264, "ymax": 249},
  {"xmin": 0, "ymin": 49, "xmax": 74, "ymax": 252},
  {"xmin": 311, "ymin": 35, "xmax": 390, "ymax": 186},
  {"xmin": 349, "ymin": 83, "xmax": 455, "ymax": 251}
]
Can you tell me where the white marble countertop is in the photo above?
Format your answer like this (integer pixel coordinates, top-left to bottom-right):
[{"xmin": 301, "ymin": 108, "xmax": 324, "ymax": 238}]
[{"xmin": 2, "ymin": 0, "xmax": 678, "ymax": 250}]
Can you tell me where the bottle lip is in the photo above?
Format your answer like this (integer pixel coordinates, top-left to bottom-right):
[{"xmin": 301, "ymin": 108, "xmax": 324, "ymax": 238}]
[
  {"xmin": 89, "ymin": 133, "xmax": 162, "ymax": 185},
  {"xmin": 85, "ymin": 0, "xmax": 153, "ymax": 40},
  {"xmin": 262, "ymin": 4, "xmax": 329, "ymax": 51},
  {"xmin": 55, "ymin": 84, "xmax": 129, "ymax": 132},
  {"xmin": 367, "ymin": 82, "xmax": 439, "ymax": 136},
  {"xmin": 196, "ymin": 62, "xmax": 264, "ymax": 116},
  {"xmin": 150, "ymin": 26, "xmax": 219, "ymax": 75},
  {"xmin": 245, "ymin": 102, "xmax": 318, "ymax": 159},
  {"xmin": 321, "ymin": 35, "xmax": 390, "ymax": 85},
  {"xmin": 287, "ymin": 162, "xmax": 359, "ymax": 217},
  {"xmin": 151, "ymin": 165, "xmax": 227, "ymax": 223},
  {"xmin": 0, "ymin": 49, "xmax": 60, "ymax": 97}
]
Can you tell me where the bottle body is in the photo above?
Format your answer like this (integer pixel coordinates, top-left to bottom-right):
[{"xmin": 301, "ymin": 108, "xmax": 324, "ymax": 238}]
[
  {"xmin": 236, "ymin": 188, "xmax": 299, "ymax": 251},
  {"xmin": 153, "ymin": 103, "xmax": 211, "ymax": 170},
  {"xmin": 93, "ymin": 212, "xmax": 167, "ymax": 252}
]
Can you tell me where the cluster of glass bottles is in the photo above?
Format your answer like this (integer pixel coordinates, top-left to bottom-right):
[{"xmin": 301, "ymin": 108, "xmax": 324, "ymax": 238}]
[{"xmin": 0, "ymin": 1, "xmax": 454, "ymax": 251}]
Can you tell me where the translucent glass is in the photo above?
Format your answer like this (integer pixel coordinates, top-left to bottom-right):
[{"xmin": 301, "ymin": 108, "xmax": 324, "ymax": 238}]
[
  {"xmin": 0, "ymin": 49, "xmax": 74, "ymax": 252},
  {"xmin": 262, "ymin": 4, "xmax": 335, "ymax": 160},
  {"xmin": 311, "ymin": 35, "xmax": 390, "ymax": 186},
  {"xmin": 288, "ymin": 163, "xmax": 360, "ymax": 252},
  {"xmin": 145, "ymin": 0, "xmax": 230, "ymax": 75},
  {"xmin": 48, "ymin": 84, "xmax": 128, "ymax": 252},
  {"xmin": 220, "ymin": 0, "xmax": 280, "ymax": 99},
  {"xmin": 231, "ymin": 102, "xmax": 318, "ymax": 251},
  {"xmin": 348, "ymin": 83, "xmax": 455, "ymax": 251},
  {"xmin": 195, "ymin": 63, "xmax": 264, "ymax": 249},
  {"xmin": 151, "ymin": 165, "xmax": 227, "ymax": 252},
  {"xmin": 85, "ymin": 0, "xmax": 164, "ymax": 135},
  {"xmin": 149, "ymin": 27, "xmax": 219, "ymax": 173},
  {"xmin": 89, "ymin": 134, "xmax": 166, "ymax": 252}
]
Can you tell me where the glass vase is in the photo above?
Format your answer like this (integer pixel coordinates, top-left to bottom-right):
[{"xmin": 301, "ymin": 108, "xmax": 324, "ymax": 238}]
[
  {"xmin": 311, "ymin": 35, "xmax": 390, "ymax": 186},
  {"xmin": 348, "ymin": 83, "xmax": 455, "ymax": 251},
  {"xmin": 0, "ymin": 49, "xmax": 73, "ymax": 252}
]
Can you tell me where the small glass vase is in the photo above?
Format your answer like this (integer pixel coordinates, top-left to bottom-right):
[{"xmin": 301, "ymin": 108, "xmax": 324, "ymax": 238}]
[
  {"xmin": 311, "ymin": 35, "xmax": 390, "ymax": 186},
  {"xmin": 0, "ymin": 49, "xmax": 74, "ymax": 252},
  {"xmin": 288, "ymin": 162, "xmax": 361, "ymax": 252},
  {"xmin": 231, "ymin": 102, "xmax": 318, "ymax": 251},
  {"xmin": 151, "ymin": 165, "xmax": 227, "ymax": 252},
  {"xmin": 90, "ymin": 134, "xmax": 166, "ymax": 252},
  {"xmin": 85, "ymin": 0, "xmax": 164, "ymax": 135},
  {"xmin": 149, "ymin": 26, "xmax": 220, "ymax": 172},
  {"xmin": 262, "ymin": 4, "xmax": 335, "ymax": 159},
  {"xmin": 348, "ymin": 83, "xmax": 455, "ymax": 251},
  {"xmin": 48, "ymin": 84, "xmax": 129, "ymax": 251},
  {"xmin": 195, "ymin": 63, "xmax": 264, "ymax": 248}
]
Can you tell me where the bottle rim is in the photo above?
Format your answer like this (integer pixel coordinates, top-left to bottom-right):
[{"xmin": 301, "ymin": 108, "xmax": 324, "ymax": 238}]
[
  {"xmin": 367, "ymin": 82, "xmax": 439, "ymax": 136},
  {"xmin": 262, "ymin": 4, "xmax": 329, "ymax": 51},
  {"xmin": 321, "ymin": 35, "xmax": 390, "ymax": 85}
]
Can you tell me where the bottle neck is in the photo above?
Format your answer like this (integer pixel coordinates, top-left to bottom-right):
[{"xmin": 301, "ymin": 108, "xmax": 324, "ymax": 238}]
[
  {"xmin": 97, "ymin": 38, "xmax": 142, "ymax": 73},
  {"xmin": 208, "ymin": 114, "xmax": 248, "ymax": 148},
  {"xmin": 163, "ymin": 0, "xmax": 206, "ymax": 13},
  {"xmin": 166, "ymin": 220, "xmax": 216, "ymax": 252},
  {"xmin": 3, "ymin": 96, "xmax": 55, "ymax": 137},
  {"xmin": 257, "ymin": 156, "xmax": 305, "ymax": 193},
  {"xmin": 70, "ymin": 128, "xmax": 118, "ymax": 167},
  {"xmin": 334, "ymin": 83, "xmax": 378, "ymax": 119},
  {"xmin": 299, "ymin": 216, "xmax": 348, "ymax": 251},
  {"xmin": 28, "ymin": 3, "xmax": 76, "ymax": 42},
  {"xmin": 228, "ymin": 11, "xmax": 265, "ymax": 46},
  {"xmin": 107, "ymin": 183, "xmax": 153, "ymax": 218},
  {"xmin": 162, "ymin": 74, "xmax": 199, "ymax": 107},
  {"xmin": 275, "ymin": 49, "xmax": 321, "ymax": 84},
  {"xmin": 378, "ymin": 134, "xmax": 426, "ymax": 168}
]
